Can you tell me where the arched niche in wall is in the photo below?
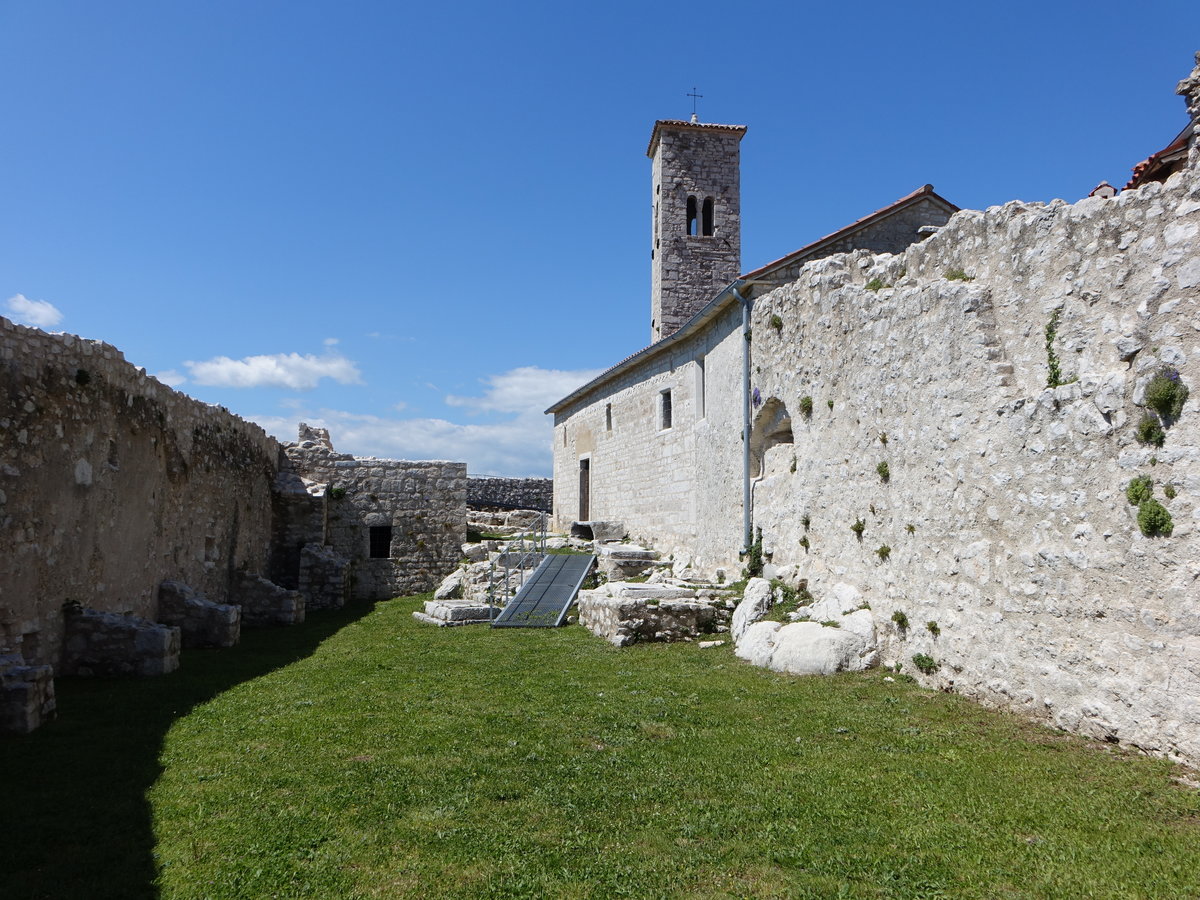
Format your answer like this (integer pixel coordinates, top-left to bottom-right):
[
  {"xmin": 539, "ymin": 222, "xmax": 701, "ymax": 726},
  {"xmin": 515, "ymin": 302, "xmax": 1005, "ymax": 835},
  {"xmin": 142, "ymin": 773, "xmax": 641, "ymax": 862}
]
[{"xmin": 749, "ymin": 397, "xmax": 794, "ymax": 479}]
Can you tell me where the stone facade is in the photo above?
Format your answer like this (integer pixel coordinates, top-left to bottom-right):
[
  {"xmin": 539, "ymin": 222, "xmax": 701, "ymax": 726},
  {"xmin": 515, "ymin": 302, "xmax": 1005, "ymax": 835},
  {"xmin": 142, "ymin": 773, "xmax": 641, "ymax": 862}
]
[
  {"xmin": 549, "ymin": 55, "xmax": 1200, "ymax": 765},
  {"xmin": 650, "ymin": 120, "xmax": 746, "ymax": 342},
  {"xmin": 286, "ymin": 427, "xmax": 467, "ymax": 601},
  {"xmin": 157, "ymin": 581, "xmax": 240, "ymax": 648},
  {"xmin": 467, "ymin": 475, "xmax": 552, "ymax": 512}
]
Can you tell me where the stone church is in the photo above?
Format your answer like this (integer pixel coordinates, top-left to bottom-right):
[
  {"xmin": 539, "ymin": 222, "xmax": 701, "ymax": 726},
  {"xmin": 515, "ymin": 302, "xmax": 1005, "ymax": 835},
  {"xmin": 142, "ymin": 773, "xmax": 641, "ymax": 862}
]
[{"xmin": 547, "ymin": 115, "xmax": 958, "ymax": 574}]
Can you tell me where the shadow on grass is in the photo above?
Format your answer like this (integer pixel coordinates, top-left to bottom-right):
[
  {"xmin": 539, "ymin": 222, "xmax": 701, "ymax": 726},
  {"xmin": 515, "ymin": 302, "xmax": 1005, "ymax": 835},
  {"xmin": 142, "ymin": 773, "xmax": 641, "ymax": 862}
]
[{"xmin": 0, "ymin": 600, "xmax": 379, "ymax": 900}]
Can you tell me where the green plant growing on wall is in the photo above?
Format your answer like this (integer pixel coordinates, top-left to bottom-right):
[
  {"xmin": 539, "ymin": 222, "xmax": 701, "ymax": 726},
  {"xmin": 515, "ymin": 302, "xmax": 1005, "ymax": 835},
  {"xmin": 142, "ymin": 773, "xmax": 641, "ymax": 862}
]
[
  {"xmin": 827, "ymin": 399, "xmax": 834, "ymax": 410},
  {"xmin": 891, "ymin": 610, "xmax": 909, "ymax": 630},
  {"xmin": 912, "ymin": 653, "xmax": 939, "ymax": 675},
  {"xmin": 789, "ymin": 455, "xmax": 797, "ymax": 474},
  {"xmin": 1135, "ymin": 414, "xmax": 1165, "ymax": 447},
  {"xmin": 879, "ymin": 432, "xmax": 888, "ymax": 445},
  {"xmin": 945, "ymin": 268, "xmax": 973, "ymax": 282},
  {"xmin": 905, "ymin": 523, "xmax": 916, "ymax": 534},
  {"xmin": 1137, "ymin": 499, "xmax": 1173, "ymax": 537},
  {"xmin": 1125, "ymin": 475, "xmax": 1154, "ymax": 506},
  {"xmin": 742, "ymin": 528, "xmax": 764, "ymax": 578},
  {"xmin": 1164, "ymin": 484, "xmax": 1177, "ymax": 500},
  {"xmin": 876, "ymin": 544, "xmax": 891, "ymax": 561},
  {"xmin": 801, "ymin": 515, "xmax": 811, "ymax": 530},
  {"xmin": 1044, "ymin": 308, "xmax": 1071, "ymax": 388},
  {"xmin": 877, "ymin": 461, "xmax": 890, "ymax": 483},
  {"xmin": 329, "ymin": 486, "xmax": 347, "ymax": 500},
  {"xmin": 769, "ymin": 313, "xmax": 783, "ymax": 332},
  {"xmin": 865, "ymin": 277, "xmax": 887, "ymax": 292},
  {"xmin": 820, "ymin": 620, "xmax": 841, "ymax": 628},
  {"xmin": 799, "ymin": 395, "xmax": 813, "ymax": 418},
  {"xmin": 926, "ymin": 621, "xmax": 940, "ymax": 637},
  {"xmin": 1144, "ymin": 367, "xmax": 1189, "ymax": 422},
  {"xmin": 799, "ymin": 535, "xmax": 810, "ymax": 551},
  {"xmin": 851, "ymin": 518, "xmax": 865, "ymax": 540}
]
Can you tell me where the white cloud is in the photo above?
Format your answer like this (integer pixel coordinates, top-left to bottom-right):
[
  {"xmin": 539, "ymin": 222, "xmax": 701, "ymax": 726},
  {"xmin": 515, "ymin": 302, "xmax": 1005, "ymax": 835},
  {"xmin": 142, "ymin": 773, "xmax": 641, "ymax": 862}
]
[
  {"xmin": 184, "ymin": 352, "xmax": 363, "ymax": 390},
  {"xmin": 154, "ymin": 369, "xmax": 187, "ymax": 387},
  {"xmin": 323, "ymin": 337, "xmax": 339, "ymax": 346},
  {"xmin": 6, "ymin": 293, "xmax": 63, "ymax": 329},
  {"xmin": 446, "ymin": 365, "xmax": 605, "ymax": 415},
  {"xmin": 249, "ymin": 365, "xmax": 602, "ymax": 476}
]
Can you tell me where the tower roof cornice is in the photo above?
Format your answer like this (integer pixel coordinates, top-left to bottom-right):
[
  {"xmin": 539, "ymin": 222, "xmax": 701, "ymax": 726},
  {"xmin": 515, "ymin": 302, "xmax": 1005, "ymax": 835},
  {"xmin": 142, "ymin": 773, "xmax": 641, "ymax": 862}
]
[{"xmin": 647, "ymin": 120, "xmax": 748, "ymax": 157}]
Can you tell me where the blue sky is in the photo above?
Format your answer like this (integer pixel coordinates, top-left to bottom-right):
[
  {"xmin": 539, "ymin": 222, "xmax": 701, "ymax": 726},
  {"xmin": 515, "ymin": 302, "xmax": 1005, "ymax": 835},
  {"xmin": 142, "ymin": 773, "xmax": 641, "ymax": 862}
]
[{"xmin": 2, "ymin": 1, "xmax": 1198, "ymax": 475}]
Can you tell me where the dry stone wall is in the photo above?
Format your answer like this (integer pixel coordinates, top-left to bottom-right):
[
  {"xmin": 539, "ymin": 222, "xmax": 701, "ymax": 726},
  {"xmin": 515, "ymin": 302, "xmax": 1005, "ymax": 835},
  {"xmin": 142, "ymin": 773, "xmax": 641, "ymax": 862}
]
[
  {"xmin": 467, "ymin": 475, "xmax": 552, "ymax": 512},
  {"xmin": 748, "ymin": 152, "xmax": 1200, "ymax": 763},
  {"xmin": 0, "ymin": 317, "xmax": 282, "ymax": 670}
]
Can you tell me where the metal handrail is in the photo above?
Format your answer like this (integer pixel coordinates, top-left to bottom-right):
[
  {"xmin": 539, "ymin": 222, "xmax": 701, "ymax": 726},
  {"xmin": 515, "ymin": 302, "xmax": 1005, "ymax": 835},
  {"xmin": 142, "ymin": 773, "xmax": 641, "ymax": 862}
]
[{"xmin": 486, "ymin": 512, "xmax": 549, "ymax": 618}]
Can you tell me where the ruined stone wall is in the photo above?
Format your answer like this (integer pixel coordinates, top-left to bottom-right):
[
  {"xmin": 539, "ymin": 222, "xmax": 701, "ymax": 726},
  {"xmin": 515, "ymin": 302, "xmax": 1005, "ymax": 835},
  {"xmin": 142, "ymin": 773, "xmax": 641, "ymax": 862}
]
[
  {"xmin": 286, "ymin": 442, "xmax": 467, "ymax": 600},
  {"xmin": 0, "ymin": 318, "xmax": 282, "ymax": 669},
  {"xmin": 748, "ymin": 157, "xmax": 1200, "ymax": 763},
  {"xmin": 467, "ymin": 475, "xmax": 552, "ymax": 512},
  {"xmin": 552, "ymin": 301, "xmax": 745, "ymax": 575}
]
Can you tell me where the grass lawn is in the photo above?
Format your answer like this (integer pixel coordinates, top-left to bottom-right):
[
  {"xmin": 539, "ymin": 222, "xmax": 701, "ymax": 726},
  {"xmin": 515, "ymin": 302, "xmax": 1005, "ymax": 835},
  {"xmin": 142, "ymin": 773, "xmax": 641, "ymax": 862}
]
[{"xmin": 3, "ymin": 594, "xmax": 1199, "ymax": 899}]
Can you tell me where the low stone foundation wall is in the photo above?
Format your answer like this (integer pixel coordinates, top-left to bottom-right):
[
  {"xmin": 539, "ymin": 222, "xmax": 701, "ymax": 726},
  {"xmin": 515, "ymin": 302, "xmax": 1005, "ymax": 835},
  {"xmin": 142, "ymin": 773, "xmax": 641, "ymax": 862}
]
[
  {"xmin": 157, "ymin": 581, "xmax": 241, "ymax": 648},
  {"xmin": 61, "ymin": 608, "xmax": 180, "ymax": 677},
  {"xmin": 578, "ymin": 583, "xmax": 731, "ymax": 646},
  {"xmin": 0, "ymin": 653, "xmax": 56, "ymax": 734},
  {"xmin": 236, "ymin": 574, "xmax": 305, "ymax": 627}
]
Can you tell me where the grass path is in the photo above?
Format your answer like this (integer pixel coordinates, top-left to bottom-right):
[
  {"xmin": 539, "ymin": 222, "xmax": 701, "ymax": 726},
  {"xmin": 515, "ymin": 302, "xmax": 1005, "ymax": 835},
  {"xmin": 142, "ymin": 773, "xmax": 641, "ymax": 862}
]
[{"xmin": 4, "ymin": 595, "xmax": 1199, "ymax": 898}]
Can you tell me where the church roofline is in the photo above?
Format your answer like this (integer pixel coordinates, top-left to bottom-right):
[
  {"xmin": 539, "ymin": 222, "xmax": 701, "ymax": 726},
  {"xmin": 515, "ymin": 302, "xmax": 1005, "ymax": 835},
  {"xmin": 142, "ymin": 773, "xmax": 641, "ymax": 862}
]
[
  {"xmin": 647, "ymin": 120, "xmax": 748, "ymax": 157},
  {"xmin": 546, "ymin": 183, "xmax": 959, "ymax": 417},
  {"xmin": 740, "ymin": 184, "xmax": 960, "ymax": 281}
]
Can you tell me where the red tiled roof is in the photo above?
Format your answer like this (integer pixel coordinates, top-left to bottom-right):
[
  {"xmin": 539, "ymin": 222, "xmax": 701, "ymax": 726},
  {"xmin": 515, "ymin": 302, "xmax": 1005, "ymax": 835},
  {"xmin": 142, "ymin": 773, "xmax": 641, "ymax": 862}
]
[
  {"xmin": 1125, "ymin": 124, "xmax": 1192, "ymax": 190},
  {"xmin": 741, "ymin": 184, "xmax": 959, "ymax": 282}
]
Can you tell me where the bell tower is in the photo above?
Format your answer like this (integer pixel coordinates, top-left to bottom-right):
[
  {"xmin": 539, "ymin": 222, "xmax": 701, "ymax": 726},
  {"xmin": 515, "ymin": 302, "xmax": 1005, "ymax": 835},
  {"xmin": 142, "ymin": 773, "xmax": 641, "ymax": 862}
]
[{"xmin": 648, "ymin": 116, "xmax": 746, "ymax": 342}]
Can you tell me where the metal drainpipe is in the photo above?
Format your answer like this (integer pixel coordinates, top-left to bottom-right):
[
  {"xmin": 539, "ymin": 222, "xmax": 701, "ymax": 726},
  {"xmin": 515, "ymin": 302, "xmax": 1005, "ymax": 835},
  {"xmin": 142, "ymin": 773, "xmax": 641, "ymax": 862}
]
[{"xmin": 731, "ymin": 284, "xmax": 752, "ymax": 553}]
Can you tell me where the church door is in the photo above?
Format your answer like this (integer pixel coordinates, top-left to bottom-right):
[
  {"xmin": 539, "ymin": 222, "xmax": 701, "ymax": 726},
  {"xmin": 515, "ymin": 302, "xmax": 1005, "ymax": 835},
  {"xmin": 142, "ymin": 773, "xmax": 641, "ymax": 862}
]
[{"xmin": 579, "ymin": 459, "xmax": 590, "ymax": 521}]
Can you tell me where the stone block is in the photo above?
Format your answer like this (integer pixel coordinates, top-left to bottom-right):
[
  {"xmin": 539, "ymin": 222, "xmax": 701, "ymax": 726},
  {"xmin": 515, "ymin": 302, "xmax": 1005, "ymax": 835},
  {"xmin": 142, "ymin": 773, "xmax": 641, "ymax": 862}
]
[
  {"xmin": 578, "ymin": 586, "xmax": 726, "ymax": 647},
  {"xmin": 0, "ymin": 652, "xmax": 56, "ymax": 733},
  {"xmin": 236, "ymin": 573, "xmax": 305, "ymax": 627},
  {"xmin": 157, "ymin": 580, "xmax": 240, "ymax": 648},
  {"xmin": 61, "ymin": 608, "xmax": 181, "ymax": 677}
]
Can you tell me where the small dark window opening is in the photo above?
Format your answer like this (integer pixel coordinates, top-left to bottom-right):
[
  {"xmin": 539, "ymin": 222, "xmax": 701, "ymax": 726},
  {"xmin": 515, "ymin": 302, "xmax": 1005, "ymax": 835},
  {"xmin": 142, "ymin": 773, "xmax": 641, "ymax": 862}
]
[
  {"xmin": 369, "ymin": 525, "xmax": 393, "ymax": 559},
  {"xmin": 702, "ymin": 197, "xmax": 714, "ymax": 236},
  {"xmin": 661, "ymin": 390, "xmax": 673, "ymax": 430},
  {"xmin": 686, "ymin": 196, "xmax": 698, "ymax": 236},
  {"xmin": 605, "ymin": 403, "xmax": 612, "ymax": 431}
]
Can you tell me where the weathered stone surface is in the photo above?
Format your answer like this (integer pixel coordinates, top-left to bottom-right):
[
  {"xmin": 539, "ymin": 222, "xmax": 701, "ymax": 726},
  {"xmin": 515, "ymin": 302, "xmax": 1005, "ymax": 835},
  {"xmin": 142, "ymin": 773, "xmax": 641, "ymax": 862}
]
[
  {"xmin": 434, "ymin": 568, "xmax": 464, "ymax": 600},
  {"xmin": 236, "ymin": 573, "xmax": 305, "ymax": 627},
  {"xmin": 61, "ymin": 608, "xmax": 180, "ymax": 677},
  {"xmin": 299, "ymin": 543, "xmax": 349, "ymax": 611},
  {"xmin": 467, "ymin": 477, "xmax": 552, "ymax": 513},
  {"xmin": 578, "ymin": 583, "xmax": 728, "ymax": 646},
  {"xmin": 416, "ymin": 599, "xmax": 494, "ymax": 626},
  {"xmin": 570, "ymin": 520, "xmax": 625, "ymax": 542},
  {"xmin": 735, "ymin": 619, "xmax": 875, "ymax": 675},
  {"xmin": 731, "ymin": 578, "xmax": 773, "ymax": 642},
  {"xmin": 596, "ymin": 544, "xmax": 663, "ymax": 580},
  {"xmin": 157, "ymin": 580, "xmax": 240, "ymax": 648},
  {"xmin": 0, "ymin": 652, "xmax": 56, "ymax": 734}
]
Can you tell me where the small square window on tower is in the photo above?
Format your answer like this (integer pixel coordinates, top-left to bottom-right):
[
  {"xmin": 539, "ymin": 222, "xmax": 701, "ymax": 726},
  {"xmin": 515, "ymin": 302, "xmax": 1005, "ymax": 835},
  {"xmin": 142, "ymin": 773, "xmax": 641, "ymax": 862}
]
[
  {"xmin": 660, "ymin": 389, "xmax": 673, "ymax": 430},
  {"xmin": 369, "ymin": 525, "xmax": 393, "ymax": 559}
]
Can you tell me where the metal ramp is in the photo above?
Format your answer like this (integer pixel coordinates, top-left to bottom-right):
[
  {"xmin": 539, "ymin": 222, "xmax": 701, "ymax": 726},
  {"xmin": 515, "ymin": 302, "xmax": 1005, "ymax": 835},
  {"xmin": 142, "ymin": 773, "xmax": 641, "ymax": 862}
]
[{"xmin": 491, "ymin": 553, "xmax": 595, "ymax": 628}]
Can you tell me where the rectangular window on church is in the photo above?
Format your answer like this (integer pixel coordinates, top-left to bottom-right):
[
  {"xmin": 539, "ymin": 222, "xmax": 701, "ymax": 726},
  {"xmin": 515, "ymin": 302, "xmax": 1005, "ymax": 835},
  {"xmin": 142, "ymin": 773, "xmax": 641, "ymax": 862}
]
[
  {"xmin": 605, "ymin": 403, "xmax": 612, "ymax": 431},
  {"xmin": 661, "ymin": 389, "xmax": 672, "ymax": 430},
  {"xmin": 369, "ymin": 526, "xmax": 392, "ymax": 559},
  {"xmin": 695, "ymin": 356, "xmax": 706, "ymax": 419}
]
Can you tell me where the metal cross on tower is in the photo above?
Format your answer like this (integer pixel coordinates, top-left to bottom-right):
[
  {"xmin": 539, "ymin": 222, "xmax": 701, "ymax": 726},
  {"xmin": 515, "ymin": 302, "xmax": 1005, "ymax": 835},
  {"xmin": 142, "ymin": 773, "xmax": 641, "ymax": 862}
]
[{"xmin": 687, "ymin": 87, "xmax": 703, "ymax": 121}]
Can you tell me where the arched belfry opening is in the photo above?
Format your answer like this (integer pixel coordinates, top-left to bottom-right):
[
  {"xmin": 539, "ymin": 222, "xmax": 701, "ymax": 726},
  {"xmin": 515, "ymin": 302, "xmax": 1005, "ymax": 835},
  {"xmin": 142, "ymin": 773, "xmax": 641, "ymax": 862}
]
[
  {"xmin": 749, "ymin": 398, "xmax": 794, "ymax": 479},
  {"xmin": 702, "ymin": 197, "xmax": 714, "ymax": 236},
  {"xmin": 686, "ymin": 195, "xmax": 698, "ymax": 236}
]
